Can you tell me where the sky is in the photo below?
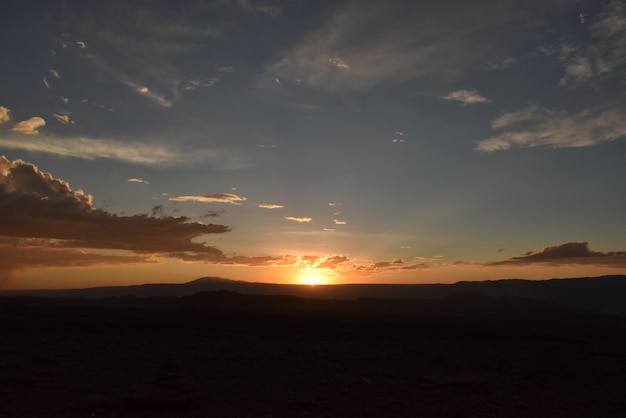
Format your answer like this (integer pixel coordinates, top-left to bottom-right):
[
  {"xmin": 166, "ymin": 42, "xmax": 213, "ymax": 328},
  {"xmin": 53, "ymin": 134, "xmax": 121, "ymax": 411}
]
[{"xmin": 1, "ymin": 0, "xmax": 626, "ymax": 289}]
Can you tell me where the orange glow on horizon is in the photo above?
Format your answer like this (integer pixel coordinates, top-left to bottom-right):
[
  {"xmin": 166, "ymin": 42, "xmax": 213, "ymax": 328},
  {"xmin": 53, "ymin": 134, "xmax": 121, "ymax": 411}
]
[{"xmin": 298, "ymin": 268, "xmax": 332, "ymax": 286}]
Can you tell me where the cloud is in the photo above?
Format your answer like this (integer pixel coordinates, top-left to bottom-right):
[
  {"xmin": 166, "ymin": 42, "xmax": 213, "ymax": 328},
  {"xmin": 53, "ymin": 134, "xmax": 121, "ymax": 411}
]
[
  {"xmin": 391, "ymin": 138, "xmax": 406, "ymax": 143},
  {"xmin": 354, "ymin": 258, "xmax": 429, "ymax": 272},
  {"xmin": 127, "ymin": 178, "xmax": 149, "ymax": 184},
  {"xmin": 479, "ymin": 242, "xmax": 626, "ymax": 268},
  {"xmin": 258, "ymin": 203, "xmax": 283, "ymax": 209},
  {"xmin": 285, "ymin": 216, "xmax": 312, "ymax": 223},
  {"xmin": 182, "ymin": 67, "xmax": 233, "ymax": 91},
  {"xmin": 49, "ymin": 69, "xmax": 61, "ymax": 79},
  {"xmin": 121, "ymin": 79, "xmax": 173, "ymax": 107},
  {"xmin": 0, "ymin": 238, "xmax": 154, "ymax": 272},
  {"xmin": 554, "ymin": 1, "xmax": 626, "ymax": 87},
  {"xmin": 11, "ymin": 117, "xmax": 46, "ymax": 135},
  {"xmin": 65, "ymin": 2, "xmax": 234, "ymax": 107},
  {"xmin": 52, "ymin": 114, "xmax": 73, "ymax": 125},
  {"xmin": 43, "ymin": 77, "xmax": 51, "ymax": 89},
  {"xmin": 476, "ymin": 105, "xmax": 626, "ymax": 152},
  {"xmin": 200, "ymin": 209, "xmax": 225, "ymax": 218},
  {"xmin": 169, "ymin": 194, "xmax": 247, "ymax": 205},
  {"xmin": 262, "ymin": 1, "xmax": 569, "ymax": 91},
  {"xmin": 294, "ymin": 254, "xmax": 349, "ymax": 270},
  {"xmin": 558, "ymin": 55, "xmax": 594, "ymax": 86},
  {"xmin": 234, "ymin": 0, "xmax": 286, "ymax": 17},
  {"xmin": 442, "ymin": 89, "xmax": 491, "ymax": 104},
  {"xmin": 328, "ymin": 57, "xmax": 350, "ymax": 69},
  {"xmin": 0, "ymin": 135, "xmax": 222, "ymax": 166},
  {"xmin": 0, "ymin": 107, "xmax": 10, "ymax": 123},
  {"xmin": 333, "ymin": 219, "xmax": 347, "ymax": 225},
  {"xmin": 0, "ymin": 157, "xmax": 320, "ymax": 278},
  {"xmin": 0, "ymin": 156, "xmax": 231, "ymax": 263}
]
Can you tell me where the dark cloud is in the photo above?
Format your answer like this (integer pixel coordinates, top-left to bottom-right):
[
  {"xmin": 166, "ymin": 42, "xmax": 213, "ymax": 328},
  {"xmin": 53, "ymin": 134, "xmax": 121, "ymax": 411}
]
[
  {"xmin": 151, "ymin": 204, "xmax": 164, "ymax": 217},
  {"xmin": 0, "ymin": 238, "xmax": 153, "ymax": 269},
  {"xmin": 201, "ymin": 209, "xmax": 226, "ymax": 218},
  {"xmin": 0, "ymin": 156, "xmax": 230, "ymax": 261},
  {"xmin": 479, "ymin": 242, "xmax": 626, "ymax": 267}
]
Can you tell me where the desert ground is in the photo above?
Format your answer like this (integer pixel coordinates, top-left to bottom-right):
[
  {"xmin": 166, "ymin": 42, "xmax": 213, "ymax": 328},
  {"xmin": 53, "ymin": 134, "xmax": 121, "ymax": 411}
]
[{"xmin": 1, "ymin": 295, "xmax": 625, "ymax": 417}]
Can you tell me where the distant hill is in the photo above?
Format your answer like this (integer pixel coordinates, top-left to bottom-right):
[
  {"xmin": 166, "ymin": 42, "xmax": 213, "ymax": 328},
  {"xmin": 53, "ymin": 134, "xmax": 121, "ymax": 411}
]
[{"xmin": 2, "ymin": 275, "xmax": 625, "ymax": 314}]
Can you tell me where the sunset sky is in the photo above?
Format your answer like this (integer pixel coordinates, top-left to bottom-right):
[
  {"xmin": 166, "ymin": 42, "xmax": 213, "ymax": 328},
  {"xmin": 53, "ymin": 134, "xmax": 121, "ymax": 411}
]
[{"xmin": 1, "ymin": 0, "xmax": 626, "ymax": 289}]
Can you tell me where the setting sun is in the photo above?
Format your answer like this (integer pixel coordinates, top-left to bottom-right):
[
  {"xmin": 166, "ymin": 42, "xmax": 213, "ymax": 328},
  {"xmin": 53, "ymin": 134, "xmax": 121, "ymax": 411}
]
[{"xmin": 299, "ymin": 269, "xmax": 330, "ymax": 286}]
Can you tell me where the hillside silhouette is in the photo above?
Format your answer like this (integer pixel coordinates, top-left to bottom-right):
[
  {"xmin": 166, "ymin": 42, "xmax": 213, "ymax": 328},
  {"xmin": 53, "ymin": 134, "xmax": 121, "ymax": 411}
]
[
  {"xmin": 1, "ymin": 276, "xmax": 626, "ymax": 417},
  {"xmin": 3, "ymin": 274, "xmax": 626, "ymax": 314}
]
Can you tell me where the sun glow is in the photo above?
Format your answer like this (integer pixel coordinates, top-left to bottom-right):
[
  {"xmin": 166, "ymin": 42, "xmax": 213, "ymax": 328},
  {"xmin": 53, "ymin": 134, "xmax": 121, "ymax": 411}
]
[{"xmin": 299, "ymin": 269, "xmax": 330, "ymax": 286}]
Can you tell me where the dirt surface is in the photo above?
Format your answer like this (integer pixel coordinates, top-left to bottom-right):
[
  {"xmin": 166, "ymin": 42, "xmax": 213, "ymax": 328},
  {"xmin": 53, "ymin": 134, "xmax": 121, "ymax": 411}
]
[{"xmin": 1, "ymin": 303, "xmax": 626, "ymax": 417}]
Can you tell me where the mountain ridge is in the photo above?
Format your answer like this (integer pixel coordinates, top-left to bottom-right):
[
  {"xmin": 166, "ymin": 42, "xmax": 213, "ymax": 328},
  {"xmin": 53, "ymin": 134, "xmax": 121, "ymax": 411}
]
[{"xmin": 1, "ymin": 275, "xmax": 625, "ymax": 314}]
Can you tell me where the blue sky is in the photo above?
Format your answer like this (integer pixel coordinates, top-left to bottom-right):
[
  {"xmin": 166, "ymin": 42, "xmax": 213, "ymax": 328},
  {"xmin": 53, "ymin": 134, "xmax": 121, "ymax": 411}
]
[{"xmin": 1, "ymin": 0, "xmax": 625, "ymax": 288}]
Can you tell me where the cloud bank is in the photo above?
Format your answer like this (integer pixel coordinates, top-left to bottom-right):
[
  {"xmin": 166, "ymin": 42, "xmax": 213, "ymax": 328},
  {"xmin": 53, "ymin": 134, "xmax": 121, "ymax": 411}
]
[
  {"xmin": 0, "ymin": 156, "xmax": 231, "ymax": 274},
  {"xmin": 471, "ymin": 242, "xmax": 626, "ymax": 268}
]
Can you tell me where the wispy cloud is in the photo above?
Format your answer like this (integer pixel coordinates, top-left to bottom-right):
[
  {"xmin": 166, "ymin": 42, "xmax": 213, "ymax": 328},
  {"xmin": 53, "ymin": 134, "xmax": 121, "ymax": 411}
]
[
  {"xmin": 328, "ymin": 57, "xmax": 350, "ymax": 69},
  {"xmin": 548, "ymin": 1, "xmax": 626, "ymax": 87},
  {"xmin": 11, "ymin": 117, "xmax": 46, "ymax": 135},
  {"xmin": 127, "ymin": 178, "xmax": 149, "ymax": 184},
  {"xmin": 285, "ymin": 216, "xmax": 312, "ymax": 223},
  {"xmin": 182, "ymin": 67, "xmax": 233, "ymax": 91},
  {"xmin": 442, "ymin": 89, "xmax": 491, "ymax": 105},
  {"xmin": 0, "ymin": 135, "xmax": 222, "ymax": 166},
  {"xmin": 67, "ymin": 2, "xmax": 235, "ymax": 107},
  {"xmin": 234, "ymin": 0, "xmax": 287, "ymax": 17},
  {"xmin": 169, "ymin": 194, "xmax": 247, "ymax": 205},
  {"xmin": 52, "ymin": 113, "xmax": 73, "ymax": 125},
  {"xmin": 258, "ymin": 203, "xmax": 283, "ymax": 209},
  {"xmin": 262, "ymin": 1, "xmax": 565, "ymax": 91},
  {"xmin": 333, "ymin": 219, "xmax": 347, "ymax": 225},
  {"xmin": 476, "ymin": 105, "xmax": 626, "ymax": 152},
  {"xmin": 353, "ymin": 258, "xmax": 429, "ymax": 272},
  {"xmin": 470, "ymin": 242, "xmax": 626, "ymax": 268}
]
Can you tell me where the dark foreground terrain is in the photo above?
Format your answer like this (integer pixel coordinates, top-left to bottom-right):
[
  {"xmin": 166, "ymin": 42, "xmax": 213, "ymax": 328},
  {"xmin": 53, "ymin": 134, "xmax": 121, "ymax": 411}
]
[{"xmin": 1, "ymin": 292, "xmax": 626, "ymax": 417}]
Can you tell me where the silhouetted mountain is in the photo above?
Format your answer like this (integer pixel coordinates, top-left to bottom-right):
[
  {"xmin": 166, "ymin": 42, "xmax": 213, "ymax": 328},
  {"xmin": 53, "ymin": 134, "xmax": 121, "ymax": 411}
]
[{"xmin": 2, "ymin": 275, "xmax": 625, "ymax": 314}]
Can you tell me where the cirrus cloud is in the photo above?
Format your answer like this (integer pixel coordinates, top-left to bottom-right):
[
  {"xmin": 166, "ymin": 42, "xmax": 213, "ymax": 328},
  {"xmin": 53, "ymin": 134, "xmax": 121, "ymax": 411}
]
[
  {"xmin": 285, "ymin": 216, "xmax": 312, "ymax": 223},
  {"xmin": 169, "ymin": 194, "xmax": 247, "ymax": 205},
  {"xmin": 476, "ymin": 105, "xmax": 626, "ymax": 152},
  {"xmin": 258, "ymin": 203, "xmax": 283, "ymax": 209}
]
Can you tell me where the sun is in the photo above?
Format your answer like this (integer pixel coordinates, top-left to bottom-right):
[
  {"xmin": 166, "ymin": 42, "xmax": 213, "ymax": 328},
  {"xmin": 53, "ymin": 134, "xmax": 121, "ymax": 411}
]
[{"xmin": 299, "ymin": 269, "xmax": 330, "ymax": 286}]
